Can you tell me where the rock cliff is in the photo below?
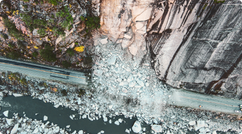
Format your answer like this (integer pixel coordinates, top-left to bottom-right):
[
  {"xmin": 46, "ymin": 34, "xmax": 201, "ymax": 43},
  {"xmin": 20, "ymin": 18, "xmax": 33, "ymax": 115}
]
[
  {"xmin": 146, "ymin": 0, "xmax": 242, "ymax": 98},
  {"xmin": 99, "ymin": 0, "xmax": 242, "ymax": 98}
]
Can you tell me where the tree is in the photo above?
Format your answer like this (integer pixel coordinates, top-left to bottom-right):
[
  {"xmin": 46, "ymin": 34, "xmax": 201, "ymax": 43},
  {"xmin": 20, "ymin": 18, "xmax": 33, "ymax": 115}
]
[
  {"xmin": 40, "ymin": 43, "xmax": 57, "ymax": 62},
  {"xmin": 32, "ymin": 51, "xmax": 38, "ymax": 58},
  {"xmin": 62, "ymin": 60, "xmax": 71, "ymax": 68},
  {"xmin": 66, "ymin": 48, "xmax": 75, "ymax": 56},
  {"xmin": 3, "ymin": 17, "xmax": 23, "ymax": 40},
  {"xmin": 6, "ymin": 50, "xmax": 22, "ymax": 59}
]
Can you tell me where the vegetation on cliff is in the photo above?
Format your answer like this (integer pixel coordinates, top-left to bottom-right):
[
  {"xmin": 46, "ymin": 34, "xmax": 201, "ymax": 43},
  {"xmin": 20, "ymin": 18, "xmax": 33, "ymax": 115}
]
[{"xmin": 0, "ymin": 0, "xmax": 100, "ymax": 70}]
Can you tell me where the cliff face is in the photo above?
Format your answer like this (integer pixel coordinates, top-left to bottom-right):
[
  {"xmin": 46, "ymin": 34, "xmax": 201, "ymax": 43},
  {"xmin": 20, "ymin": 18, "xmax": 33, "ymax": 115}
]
[
  {"xmin": 147, "ymin": 0, "xmax": 242, "ymax": 98},
  {"xmin": 99, "ymin": 0, "xmax": 242, "ymax": 98}
]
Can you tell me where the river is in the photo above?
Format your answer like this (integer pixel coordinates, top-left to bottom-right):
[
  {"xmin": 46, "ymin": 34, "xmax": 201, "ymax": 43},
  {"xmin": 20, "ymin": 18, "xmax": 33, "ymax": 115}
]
[{"xmin": 0, "ymin": 96, "xmax": 152, "ymax": 134}]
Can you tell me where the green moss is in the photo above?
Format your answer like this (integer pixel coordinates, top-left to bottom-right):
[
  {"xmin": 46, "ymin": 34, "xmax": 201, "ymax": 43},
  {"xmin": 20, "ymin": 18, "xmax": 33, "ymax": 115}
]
[
  {"xmin": 214, "ymin": 0, "xmax": 225, "ymax": 4},
  {"xmin": 203, "ymin": 3, "xmax": 208, "ymax": 10}
]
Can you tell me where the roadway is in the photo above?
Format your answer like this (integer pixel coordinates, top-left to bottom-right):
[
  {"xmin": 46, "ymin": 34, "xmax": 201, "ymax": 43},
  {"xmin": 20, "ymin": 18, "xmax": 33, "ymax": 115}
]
[
  {"xmin": 0, "ymin": 57, "xmax": 88, "ymax": 85},
  {"xmin": 1, "ymin": 57, "xmax": 242, "ymax": 115},
  {"xmin": 168, "ymin": 88, "xmax": 242, "ymax": 115}
]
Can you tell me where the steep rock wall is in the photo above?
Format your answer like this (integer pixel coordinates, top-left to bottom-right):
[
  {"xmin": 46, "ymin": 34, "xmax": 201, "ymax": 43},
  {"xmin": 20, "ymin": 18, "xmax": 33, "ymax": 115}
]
[
  {"xmin": 99, "ymin": 0, "xmax": 242, "ymax": 98},
  {"xmin": 99, "ymin": 0, "xmax": 153, "ymax": 65},
  {"xmin": 147, "ymin": 0, "xmax": 242, "ymax": 98}
]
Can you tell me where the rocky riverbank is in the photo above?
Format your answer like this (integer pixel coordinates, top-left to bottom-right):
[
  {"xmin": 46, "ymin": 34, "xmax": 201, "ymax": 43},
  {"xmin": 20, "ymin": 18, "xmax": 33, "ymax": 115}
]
[{"xmin": 0, "ymin": 113, "xmax": 71, "ymax": 134}]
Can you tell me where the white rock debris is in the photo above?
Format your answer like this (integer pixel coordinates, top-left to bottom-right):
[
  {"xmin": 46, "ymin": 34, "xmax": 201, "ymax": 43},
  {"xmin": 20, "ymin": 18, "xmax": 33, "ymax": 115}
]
[
  {"xmin": 0, "ymin": 114, "xmax": 68, "ymax": 134},
  {"xmin": 43, "ymin": 115, "xmax": 48, "ymax": 121},
  {"xmin": 3, "ymin": 110, "xmax": 9, "ymax": 117},
  {"xmin": 132, "ymin": 121, "xmax": 142, "ymax": 133},
  {"xmin": 151, "ymin": 125, "xmax": 162, "ymax": 133}
]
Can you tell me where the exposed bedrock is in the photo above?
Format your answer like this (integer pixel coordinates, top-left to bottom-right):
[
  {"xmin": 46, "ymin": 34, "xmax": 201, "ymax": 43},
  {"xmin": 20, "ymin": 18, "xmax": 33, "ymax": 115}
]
[
  {"xmin": 147, "ymin": 0, "xmax": 242, "ymax": 98},
  {"xmin": 98, "ymin": 0, "xmax": 242, "ymax": 98}
]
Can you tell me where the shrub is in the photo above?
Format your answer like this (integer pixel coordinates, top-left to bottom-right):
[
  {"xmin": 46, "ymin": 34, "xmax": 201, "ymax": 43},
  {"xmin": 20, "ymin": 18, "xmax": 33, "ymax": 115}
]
[
  {"xmin": 20, "ymin": 78, "xmax": 27, "ymax": 85},
  {"xmin": 6, "ymin": 50, "xmax": 22, "ymax": 59},
  {"xmin": 40, "ymin": 43, "xmax": 57, "ymax": 62},
  {"xmin": 56, "ymin": 6, "xmax": 73, "ymax": 29},
  {"xmin": 66, "ymin": 48, "xmax": 75, "ymax": 56},
  {"xmin": 0, "ymin": 33, "xmax": 8, "ymax": 40},
  {"xmin": 8, "ymin": 42, "xmax": 15, "ymax": 48},
  {"xmin": 20, "ymin": 13, "xmax": 32, "ymax": 28},
  {"xmin": 32, "ymin": 51, "xmax": 38, "ymax": 58},
  {"xmin": 17, "ymin": 40, "xmax": 26, "ymax": 49},
  {"xmin": 83, "ymin": 56, "xmax": 92, "ymax": 66},
  {"xmin": 81, "ymin": 16, "xmax": 100, "ymax": 32},
  {"xmin": 47, "ymin": 0, "xmax": 61, "ymax": 6},
  {"xmin": 33, "ymin": 19, "xmax": 47, "ymax": 28},
  {"xmin": 62, "ymin": 60, "xmax": 71, "ymax": 68},
  {"xmin": 53, "ymin": 27, "xmax": 65, "ymax": 36},
  {"xmin": 38, "ymin": 28, "xmax": 46, "ymax": 36},
  {"xmin": 78, "ymin": 89, "xmax": 85, "ymax": 97},
  {"xmin": 3, "ymin": 17, "xmax": 23, "ymax": 40},
  {"xmin": 61, "ymin": 89, "xmax": 67, "ymax": 96},
  {"xmin": 1, "ymin": 0, "xmax": 11, "ymax": 8}
]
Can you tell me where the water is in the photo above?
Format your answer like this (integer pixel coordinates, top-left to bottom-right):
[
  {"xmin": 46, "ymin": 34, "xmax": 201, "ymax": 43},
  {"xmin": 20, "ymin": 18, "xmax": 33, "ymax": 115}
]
[{"xmin": 0, "ymin": 96, "xmax": 150, "ymax": 134}]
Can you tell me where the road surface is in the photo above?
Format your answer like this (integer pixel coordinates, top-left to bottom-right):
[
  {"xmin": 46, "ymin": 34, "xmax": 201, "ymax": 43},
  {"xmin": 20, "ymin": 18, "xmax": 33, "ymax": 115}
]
[
  {"xmin": 1, "ymin": 57, "xmax": 242, "ymax": 115},
  {"xmin": 0, "ymin": 57, "xmax": 88, "ymax": 85},
  {"xmin": 168, "ymin": 88, "xmax": 242, "ymax": 115}
]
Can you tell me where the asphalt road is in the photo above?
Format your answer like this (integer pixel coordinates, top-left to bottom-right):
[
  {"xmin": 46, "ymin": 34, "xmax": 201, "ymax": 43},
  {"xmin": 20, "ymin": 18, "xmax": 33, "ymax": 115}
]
[
  {"xmin": 1, "ymin": 58, "xmax": 242, "ymax": 115},
  {"xmin": 168, "ymin": 88, "xmax": 242, "ymax": 115},
  {"xmin": 0, "ymin": 57, "xmax": 88, "ymax": 85}
]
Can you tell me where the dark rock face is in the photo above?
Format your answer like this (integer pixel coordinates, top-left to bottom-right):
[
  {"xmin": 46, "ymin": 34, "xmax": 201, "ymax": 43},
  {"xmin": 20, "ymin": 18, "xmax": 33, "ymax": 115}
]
[{"xmin": 147, "ymin": 0, "xmax": 242, "ymax": 98}]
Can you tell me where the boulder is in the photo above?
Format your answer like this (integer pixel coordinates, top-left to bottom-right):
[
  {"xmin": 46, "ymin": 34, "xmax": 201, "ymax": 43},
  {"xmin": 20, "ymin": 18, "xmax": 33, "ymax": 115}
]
[
  {"xmin": 3, "ymin": 110, "xmax": 9, "ymax": 117},
  {"xmin": 151, "ymin": 125, "xmax": 162, "ymax": 133},
  {"xmin": 10, "ymin": 124, "xmax": 19, "ymax": 134},
  {"xmin": 43, "ymin": 115, "xmax": 48, "ymax": 121},
  {"xmin": 132, "ymin": 121, "xmax": 142, "ymax": 133}
]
